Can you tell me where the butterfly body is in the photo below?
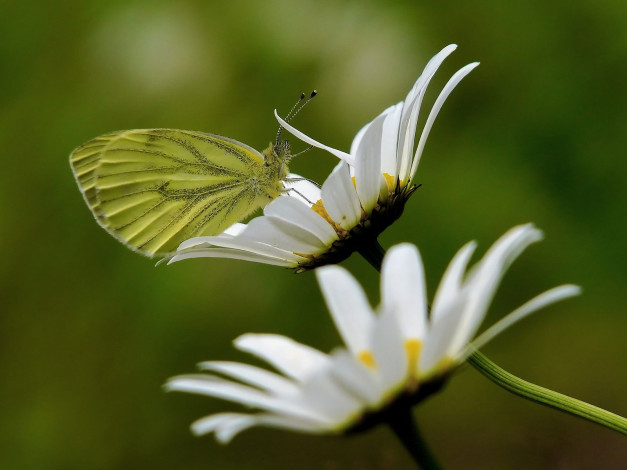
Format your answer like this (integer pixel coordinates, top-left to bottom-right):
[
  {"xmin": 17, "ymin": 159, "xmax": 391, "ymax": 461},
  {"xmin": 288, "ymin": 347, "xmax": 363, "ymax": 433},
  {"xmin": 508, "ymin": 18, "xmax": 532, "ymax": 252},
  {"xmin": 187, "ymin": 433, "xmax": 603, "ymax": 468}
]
[{"xmin": 70, "ymin": 128, "xmax": 291, "ymax": 257}]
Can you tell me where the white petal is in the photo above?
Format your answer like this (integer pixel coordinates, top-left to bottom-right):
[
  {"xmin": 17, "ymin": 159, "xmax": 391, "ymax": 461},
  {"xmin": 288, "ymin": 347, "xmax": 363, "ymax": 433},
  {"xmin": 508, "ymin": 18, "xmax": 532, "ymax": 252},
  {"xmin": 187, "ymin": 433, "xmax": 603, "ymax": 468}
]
[
  {"xmin": 178, "ymin": 233, "xmax": 306, "ymax": 261},
  {"xmin": 264, "ymin": 196, "xmax": 337, "ymax": 244},
  {"xmin": 297, "ymin": 368, "xmax": 363, "ymax": 423},
  {"xmin": 430, "ymin": 241, "xmax": 477, "ymax": 323},
  {"xmin": 283, "ymin": 174, "xmax": 322, "ymax": 204},
  {"xmin": 165, "ymin": 375, "xmax": 326, "ymax": 423},
  {"xmin": 468, "ymin": 224, "xmax": 543, "ymax": 287},
  {"xmin": 409, "ymin": 62, "xmax": 479, "ymax": 181},
  {"xmin": 320, "ymin": 162, "xmax": 361, "ymax": 230},
  {"xmin": 350, "ymin": 120, "xmax": 373, "ymax": 156},
  {"xmin": 177, "ymin": 236, "xmax": 217, "ymax": 250},
  {"xmin": 191, "ymin": 412, "xmax": 327, "ymax": 441},
  {"xmin": 441, "ymin": 224, "xmax": 544, "ymax": 359},
  {"xmin": 251, "ymin": 412, "xmax": 330, "ymax": 433},
  {"xmin": 355, "ymin": 111, "xmax": 386, "ymax": 212},
  {"xmin": 198, "ymin": 361, "xmax": 300, "ymax": 396},
  {"xmin": 460, "ymin": 285, "xmax": 582, "ymax": 359},
  {"xmin": 223, "ymin": 223, "xmax": 247, "ymax": 237},
  {"xmin": 214, "ymin": 415, "xmax": 258, "ymax": 443},
  {"xmin": 403, "ymin": 44, "xmax": 458, "ymax": 112},
  {"xmin": 397, "ymin": 44, "xmax": 458, "ymax": 181},
  {"xmin": 381, "ymin": 243, "xmax": 428, "ymax": 340},
  {"xmin": 168, "ymin": 247, "xmax": 299, "ymax": 267},
  {"xmin": 241, "ymin": 215, "xmax": 327, "ymax": 254},
  {"xmin": 454, "ymin": 224, "xmax": 543, "ymax": 344},
  {"xmin": 274, "ymin": 110, "xmax": 354, "ymax": 164},
  {"xmin": 234, "ymin": 334, "xmax": 331, "ymax": 382},
  {"xmin": 177, "ymin": 223, "xmax": 247, "ymax": 249},
  {"xmin": 316, "ymin": 265, "xmax": 376, "ymax": 355},
  {"xmin": 396, "ymin": 93, "xmax": 422, "ymax": 182},
  {"xmin": 379, "ymin": 103, "xmax": 403, "ymax": 180},
  {"xmin": 329, "ymin": 350, "xmax": 384, "ymax": 406},
  {"xmin": 370, "ymin": 305, "xmax": 407, "ymax": 392},
  {"xmin": 418, "ymin": 294, "xmax": 468, "ymax": 376},
  {"xmin": 191, "ymin": 412, "xmax": 248, "ymax": 436}
]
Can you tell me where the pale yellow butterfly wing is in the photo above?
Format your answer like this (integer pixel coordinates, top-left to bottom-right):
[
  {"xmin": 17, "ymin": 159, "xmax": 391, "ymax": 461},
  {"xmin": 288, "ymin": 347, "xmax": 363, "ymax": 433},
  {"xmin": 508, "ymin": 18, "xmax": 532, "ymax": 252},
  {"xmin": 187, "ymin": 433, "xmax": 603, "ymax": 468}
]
[{"xmin": 70, "ymin": 129, "xmax": 276, "ymax": 257}]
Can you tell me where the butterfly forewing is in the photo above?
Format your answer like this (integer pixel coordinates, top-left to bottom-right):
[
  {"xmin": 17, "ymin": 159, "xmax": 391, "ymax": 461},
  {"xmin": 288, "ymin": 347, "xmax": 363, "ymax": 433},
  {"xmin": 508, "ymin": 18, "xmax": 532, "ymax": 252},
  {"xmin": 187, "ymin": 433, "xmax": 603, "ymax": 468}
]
[{"xmin": 70, "ymin": 129, "xmax": 273, "ymax": 257}]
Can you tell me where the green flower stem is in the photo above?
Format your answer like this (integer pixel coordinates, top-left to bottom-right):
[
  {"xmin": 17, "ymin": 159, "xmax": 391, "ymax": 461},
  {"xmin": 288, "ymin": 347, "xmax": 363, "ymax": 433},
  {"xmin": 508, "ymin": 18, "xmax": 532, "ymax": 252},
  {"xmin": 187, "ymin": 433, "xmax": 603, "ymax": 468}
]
[
  {"xmin": 468, "ymin": 351, "xmax": 627, "ymax": 434},
  {"xmin": 387, "ymin": 404, "xmax": 443, "ymax": 470},
  {"xmin": 358, "ymin": 239, "xmax": 627, "ymax": 436},
  {"xmin": 357, "ymin": 237, "xmax": 386, "ymax": 270}
]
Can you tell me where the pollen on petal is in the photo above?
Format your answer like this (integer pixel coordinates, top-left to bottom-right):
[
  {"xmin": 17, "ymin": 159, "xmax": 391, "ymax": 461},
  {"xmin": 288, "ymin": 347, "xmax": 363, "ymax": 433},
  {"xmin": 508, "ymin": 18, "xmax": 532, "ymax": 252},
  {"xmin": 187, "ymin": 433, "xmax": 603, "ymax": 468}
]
[
  {"xmin": 358, "ymin": 350, "xmax": 377, "ymax": 369},
  {"xmin": 405, "ymin": 339, "xmax": 422, "ymax": 375},
  {"xmin": 311, "ymin": 199, "xmax": 346, "ymax": 235},
  {"xmin": 382, "ymin": 173, "xmax": 395, "ymax": 194}
]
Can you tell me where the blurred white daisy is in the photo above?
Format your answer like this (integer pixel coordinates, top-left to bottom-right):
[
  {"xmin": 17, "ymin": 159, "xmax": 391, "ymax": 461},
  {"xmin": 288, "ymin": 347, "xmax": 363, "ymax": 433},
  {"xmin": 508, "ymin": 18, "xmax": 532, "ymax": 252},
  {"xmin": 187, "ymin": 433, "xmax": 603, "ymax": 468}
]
[
  {"xmin": 169, "ymin": 44, "xmax": 478, "ymax": 272},
  {"xmin": 165, "ymin": 224, "xmax": 580, "ymax": 442}
]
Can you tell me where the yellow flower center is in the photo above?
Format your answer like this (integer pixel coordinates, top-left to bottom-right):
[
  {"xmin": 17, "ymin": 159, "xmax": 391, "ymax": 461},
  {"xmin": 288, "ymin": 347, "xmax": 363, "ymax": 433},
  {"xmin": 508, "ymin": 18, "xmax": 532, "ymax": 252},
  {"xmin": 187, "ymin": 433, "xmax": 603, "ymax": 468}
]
[
  {"xmin": 358, "ymin": 350, "xmax": 377, "ymax": 369},
  {"xmin": 382, "ymin": 172, "xmax": 395, "ymax": 194},
  {"xmin": 357, "ymin": 339, "xmax": 422, "ymax": 379},
  {"xmin": 405, "ymin": 339, "xmax": 421, "ymax": 375}
]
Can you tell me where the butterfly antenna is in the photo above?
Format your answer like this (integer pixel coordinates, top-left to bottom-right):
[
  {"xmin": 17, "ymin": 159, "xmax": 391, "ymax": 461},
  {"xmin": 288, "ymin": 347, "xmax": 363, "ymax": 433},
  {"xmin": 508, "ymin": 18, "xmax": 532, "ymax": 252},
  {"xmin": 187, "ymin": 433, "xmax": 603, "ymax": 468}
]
[
  {"xmin": 287, "ymin": 90, "xmax": 317, "ymax": 123},
  {"xmin": 276, "ymin": 92, "xmax": 306, "ymax": 146},
  {"xmin": 290, "ymin": 145, "xmax": 314, "ymax": 158},
  {"xmin": 275, "ymin": 90, "xmax": 317, "ymax": 146}
]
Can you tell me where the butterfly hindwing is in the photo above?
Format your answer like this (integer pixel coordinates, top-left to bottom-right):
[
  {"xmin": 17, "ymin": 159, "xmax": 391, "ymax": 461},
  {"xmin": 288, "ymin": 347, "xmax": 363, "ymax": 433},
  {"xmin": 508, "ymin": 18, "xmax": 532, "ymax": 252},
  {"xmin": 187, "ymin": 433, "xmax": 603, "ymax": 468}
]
[{"xmin": 70, "ymin": 129, "xmax": 272, "ymax": 257}]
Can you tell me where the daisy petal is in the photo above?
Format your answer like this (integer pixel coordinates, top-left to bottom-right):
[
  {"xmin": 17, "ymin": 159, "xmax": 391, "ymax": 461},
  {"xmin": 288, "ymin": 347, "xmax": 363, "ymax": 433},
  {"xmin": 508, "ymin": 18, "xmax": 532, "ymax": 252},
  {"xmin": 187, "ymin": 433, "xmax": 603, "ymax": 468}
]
[
  {"xmin": 177, "ymin": 233, "xmax": 306, "ymax": 261},
  {"xmin": 234, "ymin": 334, "xmax": 331, "ymax": 382},
  {"xmin": 418, "ymin": 294, "xmax": 468, "ymax": 376},
  {"xmin": 297, "ymin": 369, "xmax": 362, "ymax": 422},
  {"xmin": 355, "ymin": 111, "xmax": 386, "ymax": 212},
  {"xmin": 461, "ymin": 284, "xmax": 582, "ymax": 359},
  {"xmin": 456, "ymin": 224, "xmax": 543, "ymax": 341},
  {"xmin": 168, "ymin": 247, "xmax": 299, "ymax": 266},
  {"xmin": 381, "ymin": 243, "xmax": 428, "ymax": 340},
  {"xmin": 410, "ymin": 62, "xmax": 479, "ymax": 180},
  {"xmin": 321, "ymin": 162, "xmax": 362, "ymax": 230},
  {"xmin": 274, "ymin": 110, "xmax": 354, "ymax": 164},
  {"xmin": 283, "ymin": 174, "xmax": 322, "ymax": 204},
  {"xmin": 329, "ymin": 350, "xmax": 383, "ymax": 405},
  {"xmin": 380, "ymin": 103, "xmax": 403, "ymax": 180},
  {"xmin": 165, "ymin": 375, "xmax": 325, "ymax": 422},
  {"xmin": 370, "ymin": 306, "xmax": 407, "ymax": 392},
  {"xmin": 350, "ymin": 120, "xmax": 373, "ymax": 156},
  {"xmin": 214, "ymin": 415, "xmax": 258, "ymax": 443},
  {"xmin": 316, "ymin": 265, "xmax": 376, "ymax": 355},
  {"xmin": 191, "ymin": 412, "xmax": 247, "ymax": 436},
  {"xmin": 198, "ymin": 361, "xmax": 300, "ymax": 395},
  {"xmin": 242, "ymin": 215, "xmax": 327, "ymax": 253},
  {"xmin": 264, "ymin": 196, "xmax": 337, "ymax": 244},
  {"xmin": 430, "ymin": 241, "xmax": 477, "ymax": 323},
  {"xmin": 403, "ymin": 44, "xmax": 458, "ymax": 112},
  {"xmin": 398, "ymin": 44, "xmax": 458, "ymax": 181},
  {"xmin": 191, "ymin": 412, "xmax": 325, "ymax": 441}
]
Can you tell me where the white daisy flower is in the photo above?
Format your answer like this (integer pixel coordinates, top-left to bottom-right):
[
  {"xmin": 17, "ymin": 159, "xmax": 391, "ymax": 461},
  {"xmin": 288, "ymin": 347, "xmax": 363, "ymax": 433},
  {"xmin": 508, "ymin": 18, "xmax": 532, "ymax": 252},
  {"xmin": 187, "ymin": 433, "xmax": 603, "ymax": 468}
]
[
  {"xmin": 168, "ymin": 45, "xmax": 478, "ymax": 272},
  {"xmin": 165, "ymin": 224, "xmax": 580, "ymax": 442}
]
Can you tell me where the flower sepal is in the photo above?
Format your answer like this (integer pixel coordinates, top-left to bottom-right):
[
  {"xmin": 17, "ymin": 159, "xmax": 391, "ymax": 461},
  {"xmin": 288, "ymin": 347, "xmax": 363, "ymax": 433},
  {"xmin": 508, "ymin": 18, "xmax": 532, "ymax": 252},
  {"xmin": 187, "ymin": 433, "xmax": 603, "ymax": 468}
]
[{"xmin": 345, "ymin": 376, "xmax": 447, "ymax": 436}]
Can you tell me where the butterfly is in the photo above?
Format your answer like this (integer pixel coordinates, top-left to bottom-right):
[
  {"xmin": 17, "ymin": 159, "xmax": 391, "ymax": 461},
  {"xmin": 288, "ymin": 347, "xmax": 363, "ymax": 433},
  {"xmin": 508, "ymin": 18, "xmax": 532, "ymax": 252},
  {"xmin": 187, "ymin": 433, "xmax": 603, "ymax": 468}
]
[{"xmin": 70, "ymin": 92, "xmax": 316, "ymax": 258}]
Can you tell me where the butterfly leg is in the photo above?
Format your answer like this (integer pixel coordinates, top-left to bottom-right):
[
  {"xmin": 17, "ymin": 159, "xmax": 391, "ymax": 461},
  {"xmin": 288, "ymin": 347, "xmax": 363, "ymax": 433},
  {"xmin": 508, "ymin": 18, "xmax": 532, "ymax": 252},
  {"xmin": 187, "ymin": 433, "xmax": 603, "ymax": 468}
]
[
  {"xmin": 283, "ymin": 186, "xmax": 319, "ymax": 206},
  {"xmin": 284, "ymin": 176, "xmax": 321, "ymax": 188}
]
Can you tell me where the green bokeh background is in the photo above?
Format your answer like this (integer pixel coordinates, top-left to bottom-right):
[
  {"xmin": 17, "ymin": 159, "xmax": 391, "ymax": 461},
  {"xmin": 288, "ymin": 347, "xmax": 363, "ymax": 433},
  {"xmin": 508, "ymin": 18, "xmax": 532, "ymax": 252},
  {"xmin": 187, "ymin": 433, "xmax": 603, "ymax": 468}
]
[{"xmin": 1, "ymin": 1, "xmax": 625, "ymax": 468}]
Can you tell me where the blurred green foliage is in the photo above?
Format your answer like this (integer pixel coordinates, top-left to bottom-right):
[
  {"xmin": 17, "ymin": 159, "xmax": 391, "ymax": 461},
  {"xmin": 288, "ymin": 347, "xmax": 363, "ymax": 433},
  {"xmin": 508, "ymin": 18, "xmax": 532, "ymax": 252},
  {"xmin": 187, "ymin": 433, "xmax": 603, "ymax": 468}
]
[{"xmin": 1, "ymin": 0, "xmax": 625, "ymax": 468}]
